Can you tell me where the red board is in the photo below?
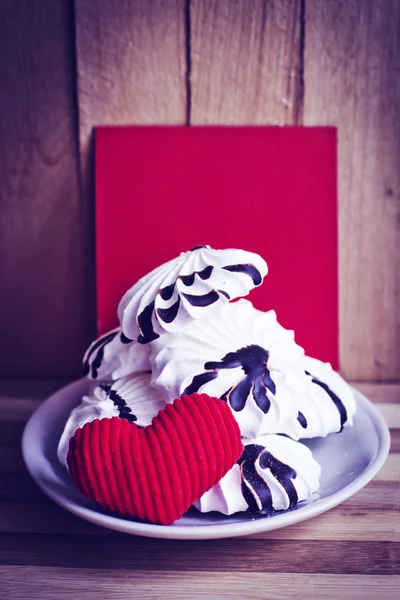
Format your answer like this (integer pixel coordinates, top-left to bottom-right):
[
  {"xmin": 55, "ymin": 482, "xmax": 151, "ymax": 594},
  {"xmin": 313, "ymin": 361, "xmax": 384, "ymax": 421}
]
[{"xmin": 95, "ymin": 126, "xmax": 338, "ymax": 368}]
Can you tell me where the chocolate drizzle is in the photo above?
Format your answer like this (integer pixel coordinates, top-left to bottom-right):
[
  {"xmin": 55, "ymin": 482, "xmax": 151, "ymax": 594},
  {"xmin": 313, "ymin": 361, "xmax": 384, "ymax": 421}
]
[
  {"xmin": 182, "ymin": 290, "xmax": 219, "ymax": 307},
  {"xmin": 120, "ymin": 332, "xmax": 132, "ymax": 344},
  {"xmin": 297, "ymin": 411, "xmax": 308, "ymax": 428},
  {"xmin": 183, "ymin": 345, "xmax": 276, "ymax": 414},
  {"xmin": 305, "ymin": 370, "xmax": 348, "ymax": 430},
  {"xmin": 183, "ymin": 371, "xmax": 219, "ymax": 396},
  {"xmin": 239, "ymin": 444, "xmax": 298, "ymax": 514},
  {"xmin": 157, "ymin": 298, "xmax": 180, "ymax": 323},
  {"xmin": 83, "ymin": 330, "xmax": 119, "ymax": 379},
  {"xmin": 222, "ymin": 263, "xmax": 262, "ymax": 286},
  {"xmin": 159, "ymin": 283, "xmax": 175, "ymax": 301},
  {"xmin": 180, "ymin": 272, "xmax": 196, "ymax": 286},
  {"xmin": 198, "ymin": 265, "xmax": 213, "ymax": 280},
  {"xmin": 137, "ymin": 300, "xmax": 160, "ymax": 344},
  {"xmin": 101, "ymin": 385, "xmax": 138, "ymax": 423},
  {"xmin": 218, "ymin": 289, "xmax": 230, "ymax": 299}
]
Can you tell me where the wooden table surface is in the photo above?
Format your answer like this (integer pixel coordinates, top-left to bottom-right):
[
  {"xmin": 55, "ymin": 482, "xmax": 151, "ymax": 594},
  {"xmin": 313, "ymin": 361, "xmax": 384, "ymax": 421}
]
[{"xmin": 0, "ymin": 380, "xmax": 399, "ymax": 599}]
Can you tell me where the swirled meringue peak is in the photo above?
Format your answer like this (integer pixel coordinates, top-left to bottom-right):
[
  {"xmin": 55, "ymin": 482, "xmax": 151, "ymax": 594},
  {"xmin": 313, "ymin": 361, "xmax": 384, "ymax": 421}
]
[
  {"xmin": 149, "ymin": 299, "xmax": 309, "ymax": 439},
  {"xmin": 294, "ymin": 356, "xmax": 357, "ymax": 439},
  {"xmin": 57, "ymin": 371, "xmax": 165, "ymax": 468},
  {"xmin": 83, "ymin": 327, "xmax": 151, "ymax": 381},
  {"xmin": 117, "ymin": 245, "xmax": 268, "ymax": 344},
  {"xmin": 194, "ymin": 435, "xmax": 321, "ymax": 515}
]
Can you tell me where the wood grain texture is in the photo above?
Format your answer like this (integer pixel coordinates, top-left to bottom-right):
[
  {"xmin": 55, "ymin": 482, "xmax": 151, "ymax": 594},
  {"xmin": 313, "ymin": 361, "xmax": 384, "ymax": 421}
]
[
  {"xmin": 0, "ymin": 1, "xmax": 86, "ymax": 376},
  {"xmin": 388, "ymin": 428, "xmax": 400, "ymax": 452},
  {"xmin": 75, "ymin": 0, "xmax": 186, "ymax": 138},
  {"xmin": 303, "ymin": 0, "xmax": 400, "ymax": 380},
  {"xmin": 0, "ymin": 533, "xmax": 397, "ymax": 574},
  {"xmin": 1, "ymin": 501, "xmax": 398, "ymax": 542},
  {"xmin": 74, "ymin": 0, "xmax": 187, "ymax": 345},
  {"xmin": 1, "ymin": 568, "xmax": 400, "ymax": 600},
  {"xmin": 353, "ymin": 383, "xmax": 400, "ymax": 404},
  {"xmin": 190, "ymin": 0, "xmax": 302, "ymax": 124}
]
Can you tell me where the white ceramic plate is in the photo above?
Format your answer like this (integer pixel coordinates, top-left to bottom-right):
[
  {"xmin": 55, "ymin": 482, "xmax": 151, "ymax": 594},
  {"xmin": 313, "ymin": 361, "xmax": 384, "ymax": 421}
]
[{"xmin": 22, "ymin": 379, "xmax": 390, "ymax": 540}]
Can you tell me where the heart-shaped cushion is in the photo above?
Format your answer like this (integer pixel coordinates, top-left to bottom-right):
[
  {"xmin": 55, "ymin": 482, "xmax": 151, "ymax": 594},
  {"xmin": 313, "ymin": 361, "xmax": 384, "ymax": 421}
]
[{"xmin": 67, "ymin": 393, "xmax": 243, "ymax": 524}]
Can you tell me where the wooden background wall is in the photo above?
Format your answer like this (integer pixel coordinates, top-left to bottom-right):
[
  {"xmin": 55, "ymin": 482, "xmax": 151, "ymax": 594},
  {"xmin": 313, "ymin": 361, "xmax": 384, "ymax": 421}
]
[{"xmin": 0, "ymin": 0, "xmax": 399, "ymax": 381}]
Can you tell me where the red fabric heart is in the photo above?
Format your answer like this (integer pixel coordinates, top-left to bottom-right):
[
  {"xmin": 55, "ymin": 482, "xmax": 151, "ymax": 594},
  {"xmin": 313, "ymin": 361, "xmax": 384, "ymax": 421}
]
[{"xmin": 67, "ymin": 393, "xmax": 243, "ymax": 525}]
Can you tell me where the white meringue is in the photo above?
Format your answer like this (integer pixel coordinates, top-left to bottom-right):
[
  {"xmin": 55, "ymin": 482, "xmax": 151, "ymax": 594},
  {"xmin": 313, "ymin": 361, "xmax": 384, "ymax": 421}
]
[
  {"xmin": 294, "ymin": 356, "xmax": 357, "ymax": 438},
  {"xmin": 118, "ymin": 246, "xmax": 268, "ymax": 344},
  {"xmin": 83, "ymin": 327, "xmax": 151, "ymax": 381},
  {"xmin": 195, "ymin": 435, "xmax": 321, "ymax": 515},
  {"xmin": 149, "ymin": 299, "xmax": 309, "ymax": 439},
  {"xmin": 57, "ymin": 372, "xmax": 165, "ymax": 468}
]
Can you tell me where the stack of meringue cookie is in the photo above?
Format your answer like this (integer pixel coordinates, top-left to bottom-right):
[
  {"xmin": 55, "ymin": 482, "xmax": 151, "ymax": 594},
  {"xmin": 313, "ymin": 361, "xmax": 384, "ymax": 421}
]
[{"xmin": 58, "ymin": 245, "xmax": 357, "ymax": 519}]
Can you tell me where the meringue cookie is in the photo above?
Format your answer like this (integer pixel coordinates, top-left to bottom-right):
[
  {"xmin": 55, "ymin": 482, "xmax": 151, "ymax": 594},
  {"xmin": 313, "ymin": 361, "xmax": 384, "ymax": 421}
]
[
  {"xmin": 83, "ymin": 327, "xmax": 151, "ymax": 381},
  {"xmin": 149, "ymin": 299, "xmax": 309, "ymax": 439},
  {"xmin": 57, "ymin": 372, "xmax": 165, "ymax": 468},
  {"xmin": 294, "ymin": 356, "xmax": 357, "ymax": 438},
  {"xmin": 118, "ymin": 245, "xmax": 268, "ymax": 344},
  {"xmin": 195, "ymin": 435, "xmax": 321, "ymax": 515}
]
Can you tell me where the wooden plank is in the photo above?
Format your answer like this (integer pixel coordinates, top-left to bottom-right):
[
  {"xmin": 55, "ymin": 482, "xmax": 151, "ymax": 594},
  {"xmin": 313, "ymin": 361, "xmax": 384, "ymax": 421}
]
[
  {"xmin": 373, "ymin": 453, "xmax": 400, "ymax": 482},
  {"xmin": 389, "ymin": 429, "xmax": 400, "ymax": 453},
  {"xmin": 190, "ymin": 0, "xmax": 303, "ymax": 124},
  {"xmin": 0, "ymin": 501, "xmax": 397, "ymax": 542},
  {"xmin": 340, "ymin": 480, "xmax": 399, "ymax": 511},
  {"xmin": 0, "ymin": 423, "xmax": 26, "ymax": 448},
  {"xmin": 1, "ymin": 567, "xmax": 399, "ymax": 600},
  {"xmin": 352, "ymin": 383, "xmax": 400, "ymax": 404},
  {"xmin": 0, "ymin": 447, "xmax": 26, "ymax": 473},
  {"xmin": 378, "ymin": 403, "xmax": 400, "ymax": 428},
  {"xmin": 303, "ymin": 0, "xmax": 400, "ymax": 380},
  {"xmin": 75, "ymin": 0, "xmax": 186, "ymax": 236},
  {"xmin": 0, "ymin": 398, "xmax": 44, "ymax": 423},
  {"xmin": 0, "ymin": 534, "xmax": 397, "ymax": 574},
  {"xmin": 252, "ymin": 508, "xmax": 400, "ymax": 542},
  {"xmin": 0, "ymin": 379, "xmax": 69, "ymax": 402},
  {"xmin": 0, "ymin": 1, "xmax": 87, "ymax": 377}
]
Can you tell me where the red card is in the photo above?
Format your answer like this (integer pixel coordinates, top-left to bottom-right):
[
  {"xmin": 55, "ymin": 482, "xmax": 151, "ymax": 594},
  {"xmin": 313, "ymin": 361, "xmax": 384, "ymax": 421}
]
[{"xmin": 95, "ymin": 126, "xmax": 338, "ymax": 368}]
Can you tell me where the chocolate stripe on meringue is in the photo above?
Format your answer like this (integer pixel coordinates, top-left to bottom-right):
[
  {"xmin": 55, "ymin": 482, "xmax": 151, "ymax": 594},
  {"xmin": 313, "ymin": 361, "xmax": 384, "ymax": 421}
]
[
  {"xmin": 297, "ymin": 411, "xmax": 308, "ymax": 428},
  {"xmin": 157, "ymin": 298, "xmax": 180, "ymax": 324},
  {"xmin": 218, "ymin": 289, "xmax": 230, "ymax": 299},
  {"xmin": 120, "ymin": 332, "xmax": 133, "ymax": 344},
  {"xmin": 180, "ymin": 273, "xmax": 196, "ymax": 286},
  {"xmin": 183, "ymin": 371, "xmax": 219, "ymax": 396},
  {"xmin": 182, "ymin": 290, "xmax": 219, "ymax": 307},
  {"xmin": 222, "ymin": 263, "xmax": 263, "ymax": 286},
  {"xmin": 305, "ymin": 370, "xmax": 348, "ymax": 430},
  {"xmin": 101, "ymin": 385, "xmax": 138, "ymax": 423},
  {"xmin": 137, "ymin": 301, "xmax": 160, "ymax": 345},
  {"xmin": 179, "ymin": 265, "xmax": 214, "ymax": 287},
  {"xmin": 83, "ymin": 330, "xmax": 119, "ymax": 378},
  {"xmin": 159, "ymin": 283, "xmax": 175, "ymax": 301},
  {"xmin": 206, "ymin": 345, "xmax": 275, "ymax": 413},
  {"xmin": 239, "ymin": 444, "xmax": 298, "ymax": 514},
  {"xmin": 198, "ymin": 265, "xmax": 213, "ymax": 280}
]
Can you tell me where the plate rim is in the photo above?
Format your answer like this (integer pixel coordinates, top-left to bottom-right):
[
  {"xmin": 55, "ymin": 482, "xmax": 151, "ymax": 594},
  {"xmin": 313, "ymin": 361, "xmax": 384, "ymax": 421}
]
[{"xmin": 22, "ymin": 378, "xmax": 391, "ymax": 540}]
